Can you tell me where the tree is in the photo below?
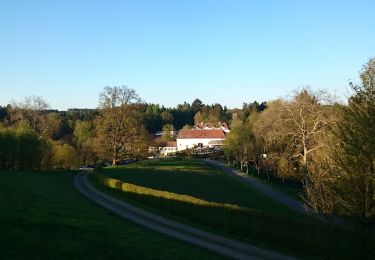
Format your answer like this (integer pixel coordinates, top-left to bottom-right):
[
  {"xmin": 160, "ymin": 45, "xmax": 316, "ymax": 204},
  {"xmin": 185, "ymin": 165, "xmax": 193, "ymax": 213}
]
[
  {"xmin": 253, "ymin": 99, "xmax": 293, "ymax": 179},
  {"xmin": 0, "ymin": 126, "xmax": 47, "ymax": 170},
  {"xmin": 52, "ymin": 143, "xmax": 79, "ymax": 169},
  {"xmin": 193, "ymin": 104, "xmax": 229, "ymax": 125},
  {"xmin": 44, "ymin": 112, "xmax": 62, "ymax": 140},
  {"xmin": 95, "ymin": 86, "xmax": 148, "ymax": 165},
  {"xmin": 161, "ymin": 124, "xmax": 175, "ymax": 141},
  {"xmin": 302, "ymin": 141, "xmax": 339, "ymax": 217},
  {"xmin": 191, "ymin": 98, "xmax": 203, "ymax": 112},
  {"xmin": 0, "ymin": 106, "xmax": 8, "ymax": 124},
  {"xmin": 73, "ymin": 120, "xmax": 94, "ymax": 164},
  {"xmin": 161, "ymin": 111, "xmax": 174, "ymax": 124},
  {"xmin": 10, "ymin": 96, "xmax": 50, "ymax": 138},
  {"xmin": 144, "ymin": 104, "xmax": 163, "ymax": 133},
  {"xmin": 332, "ymin": 58, "xmax": 375, "ymax": 219},
  {"xmin": 280, "ymin": 89, "xmax": 337, "ymax": 184},
  {"xmin": 224, "ymin": 113, "xmax": 260, "ymax": 173}
]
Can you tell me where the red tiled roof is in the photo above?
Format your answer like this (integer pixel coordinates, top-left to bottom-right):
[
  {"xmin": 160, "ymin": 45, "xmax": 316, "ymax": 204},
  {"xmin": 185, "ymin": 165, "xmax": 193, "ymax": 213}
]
[
  {"xmin": 166, "ymin": 141, "xmax": 177, "ymax": 147},
  {"xmin": 158, "ymin": 141, "xmax": 177, "ymax": 147},
  {"xmin": 177, "ymin": 130, "xmax": 226, "ymax": 139}
]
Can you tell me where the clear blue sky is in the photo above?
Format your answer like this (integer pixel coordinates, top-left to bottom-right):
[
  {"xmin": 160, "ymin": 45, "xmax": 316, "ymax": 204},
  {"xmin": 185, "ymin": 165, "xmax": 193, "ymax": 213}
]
[{"xmin": 0, "ymin": 0, "xmax": 374, "ymax": 110}]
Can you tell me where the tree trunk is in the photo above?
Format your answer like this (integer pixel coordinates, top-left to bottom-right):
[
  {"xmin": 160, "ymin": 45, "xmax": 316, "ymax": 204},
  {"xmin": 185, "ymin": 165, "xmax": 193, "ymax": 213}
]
[
  {"xmin": 112, "ymin": 145, "xmax": 117, "ymax": 166},
  {"xmin": 303, "ymin": 147, "xmax": 309, "ymax": 186}
]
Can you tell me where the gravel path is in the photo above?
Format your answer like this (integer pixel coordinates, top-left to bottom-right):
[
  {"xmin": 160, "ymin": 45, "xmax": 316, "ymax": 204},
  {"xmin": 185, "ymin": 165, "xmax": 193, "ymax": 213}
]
[
  {"xmin": 74, "ymin": 172, "xmax": 296, "ymax": 260},
  {"xmin": 205, "ymin": 159, "xmax": 315, "ymax": 218}
]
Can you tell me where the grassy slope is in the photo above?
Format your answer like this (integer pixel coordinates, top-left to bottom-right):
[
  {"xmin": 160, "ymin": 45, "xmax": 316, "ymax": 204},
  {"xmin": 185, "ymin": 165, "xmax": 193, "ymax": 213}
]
[
  {"xmin": 92, "ymin": 158, "xmax": 375, "ymax": 259},
  {"xmin": 0, "ymin": 170, "xmax": 222, "ymax": 260},
  {"xmin": 100, "ymin": 159, "xmax": 300, "ymax": 217}
]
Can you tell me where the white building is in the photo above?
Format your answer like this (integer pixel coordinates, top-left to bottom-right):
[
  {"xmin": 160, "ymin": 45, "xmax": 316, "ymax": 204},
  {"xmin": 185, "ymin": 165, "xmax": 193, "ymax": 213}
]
[
  {"xmin": 176, "ymin": 130, "xmax": 226, "ymax": 151},
  {"xmin": 159, "ymin": 141, "xmax": 177, "ymax": 156}
]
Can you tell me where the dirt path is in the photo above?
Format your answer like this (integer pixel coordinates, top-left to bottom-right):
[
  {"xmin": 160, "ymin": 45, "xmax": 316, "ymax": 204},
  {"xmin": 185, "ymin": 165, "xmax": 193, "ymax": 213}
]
[
  {"xmin": 74, "ymin": 172, "xmax": 296, "ymax": 260},
  {"xmin": 205, "ymin": 159, "xmax": 313, "ymax": 217}
]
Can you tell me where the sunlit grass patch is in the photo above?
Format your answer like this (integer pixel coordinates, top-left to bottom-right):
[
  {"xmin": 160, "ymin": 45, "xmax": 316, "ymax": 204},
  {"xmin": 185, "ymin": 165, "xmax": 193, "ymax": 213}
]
[
  {"xmin": 97, "ymin": 173, "xmax": 259, "ymax": 213},
  {"xmin": 100, "ymin": 158, "xmax": 297, "ymax": 214}
]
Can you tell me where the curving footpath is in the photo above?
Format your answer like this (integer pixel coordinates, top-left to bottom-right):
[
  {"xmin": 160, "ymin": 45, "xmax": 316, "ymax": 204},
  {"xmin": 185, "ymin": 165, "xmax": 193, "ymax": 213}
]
[
  {"xmin": 74, "ymin": 172, "xmax": 296, "ymax": 260},
  {"xmin": 205, "ymin": 160, "xmax": 306, "ymax": 215},
  {"xmin": 205, "ymin": 159, "xmax": 329, "ymax": 222}
]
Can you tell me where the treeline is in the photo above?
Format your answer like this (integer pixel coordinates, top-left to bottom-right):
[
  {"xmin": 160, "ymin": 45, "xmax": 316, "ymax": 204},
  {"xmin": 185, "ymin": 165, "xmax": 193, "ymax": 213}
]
[
  {"xmin": 0, "ymin": 87, "xmax": 265, "ymax": 170},
  {"xmin": 224, "ymin": 57, "xmax": 375, "ymax": 221},
  {"xmin": 143, "ymin": 99, "xmax": 266, "ymax": 132}
]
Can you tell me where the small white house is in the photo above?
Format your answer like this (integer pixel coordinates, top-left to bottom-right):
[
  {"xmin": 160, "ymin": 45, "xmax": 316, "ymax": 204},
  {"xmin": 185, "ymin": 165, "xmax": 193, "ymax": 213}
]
[
  {"xmin": 159, "ymin": 141, "xmax": 177, "ymax": 156},
  {"xmin": 176, "ymin": 130, "xmax": 226, "ymax": 151}
]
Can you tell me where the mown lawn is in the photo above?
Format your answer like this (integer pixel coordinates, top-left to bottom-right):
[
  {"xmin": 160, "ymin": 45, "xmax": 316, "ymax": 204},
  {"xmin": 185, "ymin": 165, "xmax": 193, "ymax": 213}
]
[
  {"xmin": 98, "ymin": 159, "xmax": 300, "ymax": 216},
  {"xmin": 91, "ymin": 158, "xmax": 375, "ymax": 259},
  {"xmin": 0, "ymin": 170, "xmax": 222, "ymax": 259}
]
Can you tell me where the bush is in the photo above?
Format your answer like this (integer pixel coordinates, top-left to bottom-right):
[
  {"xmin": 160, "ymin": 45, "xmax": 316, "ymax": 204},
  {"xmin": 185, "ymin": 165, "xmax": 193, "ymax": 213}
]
[
  {"xmin": 0, "ymin": 127, "xmax": 48, "ymax": 170},
  {"xmin": 52, "ymin": 143, "xmax": 79, "ymax": 169}
]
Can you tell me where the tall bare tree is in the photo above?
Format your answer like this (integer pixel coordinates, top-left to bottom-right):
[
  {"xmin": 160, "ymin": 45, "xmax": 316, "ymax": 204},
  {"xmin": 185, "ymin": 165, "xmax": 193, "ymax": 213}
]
[
  {"xmin": 10, "ymin": 96, "xmax": 50, "ymax": 138},
  {"xmin": 280, "ymin": 89, "xmax": 338, "ymax": 184},
  {"xmin": 254, "ymin": 92, "xmax": 340, "ymax": 215}
]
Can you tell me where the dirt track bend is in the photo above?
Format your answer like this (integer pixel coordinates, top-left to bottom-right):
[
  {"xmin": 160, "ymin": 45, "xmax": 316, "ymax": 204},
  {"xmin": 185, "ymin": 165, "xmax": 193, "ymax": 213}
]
[
  {"xmin": 205, "ymin": 159, "xmax": 307, "ymax": 215},
  {"xmin": 74, "ymin": 172, "xmax": 296, "ymax": 260}
]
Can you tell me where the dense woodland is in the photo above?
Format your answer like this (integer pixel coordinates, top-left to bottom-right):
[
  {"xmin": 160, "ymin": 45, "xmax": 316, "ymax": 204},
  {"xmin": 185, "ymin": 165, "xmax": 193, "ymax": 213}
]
[{"xmin": 0, "ymin": 58, "xmax": 374, "ymax": 221}]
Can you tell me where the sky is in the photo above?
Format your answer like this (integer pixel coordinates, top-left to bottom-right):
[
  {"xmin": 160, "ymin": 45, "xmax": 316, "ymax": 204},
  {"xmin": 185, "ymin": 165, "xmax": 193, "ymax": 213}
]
[{"xmin": 0, "ymin": 0, "xmax": 374, "ymax": 110}]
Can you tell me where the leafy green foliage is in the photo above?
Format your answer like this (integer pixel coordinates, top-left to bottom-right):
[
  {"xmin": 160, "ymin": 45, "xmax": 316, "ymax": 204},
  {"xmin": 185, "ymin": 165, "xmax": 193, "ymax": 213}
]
[
  {"xmin": 333, "ymin": 57, "xmax": 375, "ymax": 219},
  {"xmin": 73, "ymin": 120, "xmax": 94, "ymax": 164},
  {"xmin": 0, "ymin": 127, "xmax": 47, "ymax": 170},
  {"xmin": 52, "ymin": 143, "xmax": 79, "ymax": 169},
  {"xmin": 95, "ymin": 86, "xmax": 149, "ymax": 165},
  {"xmin": 224, "ymin": 112, "xmax": 260, "ymax": 173}
]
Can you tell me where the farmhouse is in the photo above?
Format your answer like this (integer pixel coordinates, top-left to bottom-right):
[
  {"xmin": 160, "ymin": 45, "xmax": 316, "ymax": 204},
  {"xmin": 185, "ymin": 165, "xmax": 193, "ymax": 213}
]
[{"xmin": 176, "ymin": 129, "xmax": 226, "ymax": 151}]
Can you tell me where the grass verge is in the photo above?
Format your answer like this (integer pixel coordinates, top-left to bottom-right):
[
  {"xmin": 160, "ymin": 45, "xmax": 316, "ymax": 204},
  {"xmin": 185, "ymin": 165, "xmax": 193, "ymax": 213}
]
[{"xmin": 0, "ymin": 170, "xmax": 222, "ymax": 259}]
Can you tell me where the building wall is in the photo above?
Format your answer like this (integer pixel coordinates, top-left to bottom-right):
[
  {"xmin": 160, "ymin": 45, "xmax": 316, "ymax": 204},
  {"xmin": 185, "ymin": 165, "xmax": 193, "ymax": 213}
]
[
  {"xmin": 176, "ymin": 138, "xmax": 224, "ymax": 151},
  {"xmin": 159, "ymin": 146, "xmax": 177, "ymax": 156}
]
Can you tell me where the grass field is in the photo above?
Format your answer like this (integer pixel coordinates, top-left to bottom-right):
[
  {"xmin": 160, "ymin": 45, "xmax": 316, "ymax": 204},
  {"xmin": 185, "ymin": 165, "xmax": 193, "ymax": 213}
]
[
  {"xmin": 0, "ymin": 170, "xmax": 222, "ymax": 259},
  {"xmin": 91, "ymin": 158, "xmax": 375, "ymax": 259},
  {"xmin": 100, "ymin": 159, "xmax": 302, "ymax": 216}
]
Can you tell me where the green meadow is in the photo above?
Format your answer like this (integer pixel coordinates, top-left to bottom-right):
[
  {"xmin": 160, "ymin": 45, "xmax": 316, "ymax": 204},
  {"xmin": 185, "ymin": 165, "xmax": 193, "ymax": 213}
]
[
  {"xmin": 0, "ymin": 170, "xmax": 222, "ymax": 259},
  {"xmin": 91, "ymin": 158, "xmax": 375, "ymax": 259}
]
